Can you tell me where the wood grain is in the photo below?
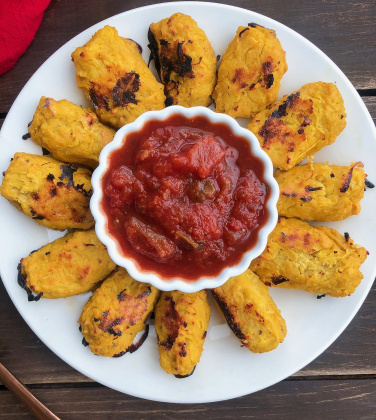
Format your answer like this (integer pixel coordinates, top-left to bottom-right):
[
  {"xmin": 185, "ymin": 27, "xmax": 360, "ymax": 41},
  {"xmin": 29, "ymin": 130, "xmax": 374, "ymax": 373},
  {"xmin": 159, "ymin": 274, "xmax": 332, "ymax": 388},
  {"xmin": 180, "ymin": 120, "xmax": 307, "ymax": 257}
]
[
  {"xmin": 1, "ymin": 379, "xmax": 376, "ymax": 419},
  {"xmin": 363, "ymin": 97, "xmax": 376, "ymax": 124},
  {"xmin": 0, "ymin": 363, "xmax": 60, "ymax": 420},
  {"xmin": 0, "ymin": 0, "xmax": 375, "ymax": 112}
]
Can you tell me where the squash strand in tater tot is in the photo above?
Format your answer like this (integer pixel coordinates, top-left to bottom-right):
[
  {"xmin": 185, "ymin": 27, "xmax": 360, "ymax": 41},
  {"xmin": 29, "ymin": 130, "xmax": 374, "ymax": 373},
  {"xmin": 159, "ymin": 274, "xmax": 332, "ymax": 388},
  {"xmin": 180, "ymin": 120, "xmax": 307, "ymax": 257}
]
[
  {"xmin": 213, "ymin": 23, "xmax": 287, "ymax": 118},
  {"xmin": 250, "ymin": 217, "xmax": 368, "ymax": 297},
  {"xmin": 212, "ymin": 270, "xmax": 286, "ymax": 353},
  {"xmin": 0, "ymin": 153, "xmax": 94, "ymax": 230},
  {"xmin": 154, "ymin": 290, "xmax": 210, "ymax": 377},
  {"xmin": 28, "ymin": 97, "xmax": 115, "ymax": 169},
  {"xmin": 72, "ymin": 26, "xmax": 165, "ymax": 128},
  {"xmin": 79, "ymin": 267, "xmax": 160, "ymax": 357},
  {"xmin": 248, "ymin": 81, "xmax": 346, "ymax": 170},
  {"xmin": 148, "ymin": 13, "xmax": 217, "ymax": 107},
  {"xmin": 17, "ymin": 229, "xmax": 117, "ymax": 300},
  {"xmin": 275, "ymin": 162, "xmax": 366, "ymax": 221}
]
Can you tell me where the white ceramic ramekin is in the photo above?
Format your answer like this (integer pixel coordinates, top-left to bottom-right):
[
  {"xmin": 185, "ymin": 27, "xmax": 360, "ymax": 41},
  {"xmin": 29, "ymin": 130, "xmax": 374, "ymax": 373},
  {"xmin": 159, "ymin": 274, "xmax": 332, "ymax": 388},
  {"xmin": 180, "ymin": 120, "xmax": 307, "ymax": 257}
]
[{"xmin": 90, "ymin": 105, "xmax": 279, "ymax": 292}]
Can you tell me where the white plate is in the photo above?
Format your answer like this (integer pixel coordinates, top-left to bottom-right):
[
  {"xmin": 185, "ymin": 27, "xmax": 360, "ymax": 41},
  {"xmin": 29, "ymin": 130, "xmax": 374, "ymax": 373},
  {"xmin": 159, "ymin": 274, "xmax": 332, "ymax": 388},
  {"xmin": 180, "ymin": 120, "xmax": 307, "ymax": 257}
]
[{"xmin": 0, "ymin": 1, "xmax": 375, "ymax": 404}]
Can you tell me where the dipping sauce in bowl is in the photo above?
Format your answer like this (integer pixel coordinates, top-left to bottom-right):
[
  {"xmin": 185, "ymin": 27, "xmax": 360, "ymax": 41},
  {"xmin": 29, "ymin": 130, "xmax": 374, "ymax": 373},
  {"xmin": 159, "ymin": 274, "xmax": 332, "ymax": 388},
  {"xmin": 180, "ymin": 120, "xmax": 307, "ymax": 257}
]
[{"xmin": 91, "ymin": 106, "xmax": 278, "ymax": 292}]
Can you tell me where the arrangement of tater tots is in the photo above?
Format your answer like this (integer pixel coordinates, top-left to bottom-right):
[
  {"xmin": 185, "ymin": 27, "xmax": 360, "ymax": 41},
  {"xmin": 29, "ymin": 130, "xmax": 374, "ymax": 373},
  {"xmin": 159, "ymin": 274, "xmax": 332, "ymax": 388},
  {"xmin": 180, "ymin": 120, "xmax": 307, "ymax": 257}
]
[{"xmin": 0, "ymin": 11, "xmax": 371, "ymax": 379}]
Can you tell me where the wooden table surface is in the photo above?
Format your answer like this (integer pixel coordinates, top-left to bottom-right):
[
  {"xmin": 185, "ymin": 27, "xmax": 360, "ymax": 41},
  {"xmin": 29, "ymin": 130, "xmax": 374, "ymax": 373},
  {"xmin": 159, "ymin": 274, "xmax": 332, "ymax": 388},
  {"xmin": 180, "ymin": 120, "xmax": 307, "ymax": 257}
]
[{"xmin": 1, "ymin": 0, "xmax": 375, "ymax": 418}]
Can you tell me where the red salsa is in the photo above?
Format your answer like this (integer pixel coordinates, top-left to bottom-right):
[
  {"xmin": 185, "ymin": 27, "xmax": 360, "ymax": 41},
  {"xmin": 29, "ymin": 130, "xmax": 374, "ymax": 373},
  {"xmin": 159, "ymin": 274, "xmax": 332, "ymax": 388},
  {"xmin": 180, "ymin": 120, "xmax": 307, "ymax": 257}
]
[{"xmin": 102, "ymin": 114, "xmax": 269, "ymax": 280}]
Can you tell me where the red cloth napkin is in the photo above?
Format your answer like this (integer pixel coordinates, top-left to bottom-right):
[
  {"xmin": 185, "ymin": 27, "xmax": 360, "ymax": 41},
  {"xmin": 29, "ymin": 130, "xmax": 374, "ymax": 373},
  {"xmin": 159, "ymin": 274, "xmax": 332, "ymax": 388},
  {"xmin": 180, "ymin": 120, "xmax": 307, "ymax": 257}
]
[{"xmin": 0, "ymin": 0, "xmax": 51, "ymax": 75}]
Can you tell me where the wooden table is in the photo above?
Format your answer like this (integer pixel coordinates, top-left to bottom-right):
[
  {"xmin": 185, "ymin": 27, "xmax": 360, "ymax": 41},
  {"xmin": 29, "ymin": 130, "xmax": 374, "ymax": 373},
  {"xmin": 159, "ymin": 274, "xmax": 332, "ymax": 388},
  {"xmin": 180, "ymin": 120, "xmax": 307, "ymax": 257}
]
[{"xmin": 1, "ymin": 0, "xmax": 375, "ymax": 418}]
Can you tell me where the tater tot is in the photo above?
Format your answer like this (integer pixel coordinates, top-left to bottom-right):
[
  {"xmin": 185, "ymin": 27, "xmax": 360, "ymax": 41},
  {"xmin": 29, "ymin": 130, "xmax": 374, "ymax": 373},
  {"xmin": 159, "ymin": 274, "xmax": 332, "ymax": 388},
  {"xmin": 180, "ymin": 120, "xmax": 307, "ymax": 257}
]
[
  {"xmin": 154, "ymin": 290, "xmax": 210, "ymax": 377},
  {"xmin": 0, "ymin": 153, "xmax": 94, "ymax": 230},
  {"xmin": 17, "ymin": 229, "xmax": 116, "ymax": 300},
  {"xmin": 72, "ymin": 26, "xmax": 165, "ymax": 128},
  {"xmin": 247, "ymin": 81, "xmax": 346, "ymax": 170},
  {"xmin": 79, "ymin": 267, "xmax": 160, "ymax": 357},
  {"xmin": 148, "ymin": 13, "xmax": 217, "ymax": 107},
  {"xmin": 212, "ymin": 23, "xmax": 287, "ymax": 118},
  {"xmin": 212, "ymin": 270, "xmax": 286, "ymax": 353},
  {"xmin": 29, "ymin": 97, "xmax": 115, "ymax": 169},
  {"xmin": 275, "ymin": 162, "xmax": 366, "ymax": 221},
  {"xmin": 250, "ymin": 217, "xmax": 368, "ymax": 297}
]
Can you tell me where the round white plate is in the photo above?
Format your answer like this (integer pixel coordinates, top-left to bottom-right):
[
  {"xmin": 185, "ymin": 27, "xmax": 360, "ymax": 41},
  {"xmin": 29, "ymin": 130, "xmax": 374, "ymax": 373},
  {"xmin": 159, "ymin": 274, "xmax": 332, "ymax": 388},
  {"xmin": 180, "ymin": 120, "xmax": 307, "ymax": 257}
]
[{"xmin": 0, "ymin": 1, "xmax": 375, "ymax": 404}]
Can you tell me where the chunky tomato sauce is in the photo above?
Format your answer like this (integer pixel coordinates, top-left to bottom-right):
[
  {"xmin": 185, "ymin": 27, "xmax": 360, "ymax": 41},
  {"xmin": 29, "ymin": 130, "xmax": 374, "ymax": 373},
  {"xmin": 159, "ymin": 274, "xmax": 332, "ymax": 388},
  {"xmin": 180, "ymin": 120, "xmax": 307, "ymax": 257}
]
[{"xmin": 102, "ymin": 114, "xmax": 269, "ymax": 280}]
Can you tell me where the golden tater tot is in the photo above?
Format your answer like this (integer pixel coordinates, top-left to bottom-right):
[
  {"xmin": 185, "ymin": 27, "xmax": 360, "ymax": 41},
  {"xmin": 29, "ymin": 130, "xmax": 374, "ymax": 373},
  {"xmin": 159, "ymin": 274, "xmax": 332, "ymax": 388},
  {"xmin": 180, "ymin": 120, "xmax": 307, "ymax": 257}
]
[
  {"xmin": 155, "ymin": 290, "xmax": 210, "ymax": 377},
  {"xmin": 29, "ymin": 97, "xmax": 115, "ymax": 169},
  {"xmin": 212, "ymin": 270, "xmax": 286, "ymax": 353},
  {"xmin": 248, "ymin": 81, "xmax": 346, "ymax": 170},
  {"xmin": 148, "ymin": 13, "xmax": 217, "ymax": 107},
  {"xmin": 17, "ymin": 229, "xmax": 116, "ymax": 300},
  {"xmin": 250, "ymin": 217, "xmax": 368, "ymax": 297},
  {"xmin": 79, "ymin": 267, "xmax": 160, "ymax": 357},
  {"xmin": 275, "ymin": 162, "xmax": 366, "ymax": 221},
  {"xmin": 0, "ymin": 153, "xmax": 93, "ymax": 230},
  {"xmin": 72, "ymin": 26, "xmax": 165, "ymax": 128},
  {"xmin": 213, "ymin": 23, "xmax": 287, "ymax": 118}
]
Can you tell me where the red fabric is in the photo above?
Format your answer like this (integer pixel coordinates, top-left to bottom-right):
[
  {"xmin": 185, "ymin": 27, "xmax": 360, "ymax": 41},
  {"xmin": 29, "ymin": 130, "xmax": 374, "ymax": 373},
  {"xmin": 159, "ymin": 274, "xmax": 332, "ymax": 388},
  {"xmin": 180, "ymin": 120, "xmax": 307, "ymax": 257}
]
[{"xmin": 0, "ymin": 0, "xmax": 51, "ymax": 75}]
